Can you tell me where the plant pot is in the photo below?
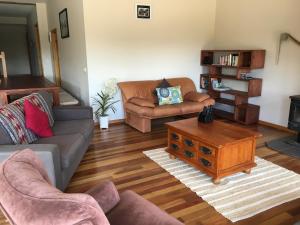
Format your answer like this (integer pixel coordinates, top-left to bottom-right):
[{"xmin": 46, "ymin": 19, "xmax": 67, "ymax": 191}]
[{"xmin": 99, "ymin": 115, "xmax": 109, "ymax": 129}]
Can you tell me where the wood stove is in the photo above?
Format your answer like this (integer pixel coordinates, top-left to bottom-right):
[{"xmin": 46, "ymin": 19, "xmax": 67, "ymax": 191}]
[{"xmin": 288, "ymin": 95, "xmax": 300, "ymax": 143}]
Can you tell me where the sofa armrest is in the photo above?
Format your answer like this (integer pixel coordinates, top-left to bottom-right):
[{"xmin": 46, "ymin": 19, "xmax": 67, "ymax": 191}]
[
  {"xmin": 53, "ymin": 106, "xmax": 93, "ymax": 121},
  {"xmin": 86, "ymin": 180, "xmax": 120, "ymax": 214},
  {"xmin": 184, "ymin": 91, "xmax": 210, "ymax": 103},
  {"xmin": 0, "ymin": 144, "xmax": 62, "ymax": 190},
  {"xmin": 128, "ymin": 97, "xmax": 155, "ymax": 108}
]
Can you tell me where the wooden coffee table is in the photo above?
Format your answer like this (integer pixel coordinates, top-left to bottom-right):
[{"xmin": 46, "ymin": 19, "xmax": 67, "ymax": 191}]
[{"xmin": 166, "ymin": 118, "xmax": 262, "ymax": 184}]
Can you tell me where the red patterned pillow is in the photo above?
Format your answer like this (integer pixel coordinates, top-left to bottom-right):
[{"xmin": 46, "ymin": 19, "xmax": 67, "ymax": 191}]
[{"xmin": 24, "ymin": 100, "xmax": 53, "ymax": 138}]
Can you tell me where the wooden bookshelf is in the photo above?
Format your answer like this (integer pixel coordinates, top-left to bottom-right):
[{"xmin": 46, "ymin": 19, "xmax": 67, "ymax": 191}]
[{"xmin": 200, "ymin": 49, "xmax": 265, "ymax": 125}]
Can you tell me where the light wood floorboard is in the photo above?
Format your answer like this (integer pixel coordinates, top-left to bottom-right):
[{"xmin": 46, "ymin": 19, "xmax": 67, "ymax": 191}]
[{"xmin": 0, "ymin": 119, "xmax": 299, "ymax": 225}]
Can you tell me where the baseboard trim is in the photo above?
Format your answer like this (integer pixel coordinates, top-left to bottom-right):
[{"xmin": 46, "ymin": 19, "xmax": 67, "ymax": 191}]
[
  {"xmin": 94, "ymin": 119, "xmax": 125, "ymax": 127},
  {"xmin": 258, "ymin": 120, "xmax": 296, "ymax": 134}
]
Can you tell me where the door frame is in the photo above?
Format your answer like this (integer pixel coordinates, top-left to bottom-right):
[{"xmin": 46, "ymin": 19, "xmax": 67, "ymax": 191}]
[{"xmin": 50, "ymin": 28, "xmax": 62, "ymax": 86}]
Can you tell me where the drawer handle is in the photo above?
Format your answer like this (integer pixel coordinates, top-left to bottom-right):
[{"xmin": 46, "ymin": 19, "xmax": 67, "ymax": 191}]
[
  {"xmin": 200, "ymin": 158, "xmax": 212, "ymax": 167},
  {"xmin": 171, "ymin": 144, "xmax": 179, "ymax": 151},
  {"xmin": 184, "ymin": 150, "xmax": 194, "ymax": 158},
  {"xmin": 200, "ymin": 146, "xmax": 212, "ymax": 155},
  {"xmin": 184, "ymin": 139, "xmax": 194, "ymax": 147},
  {"xmin": 171, "ymin": 133, "xmax": 179, "ymax": 140}
]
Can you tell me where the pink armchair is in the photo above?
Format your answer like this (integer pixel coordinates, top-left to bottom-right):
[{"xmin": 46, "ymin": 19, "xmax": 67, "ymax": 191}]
[{"xmin": 0, "ymin": 149, "xmax": 183, "ymax": 225}]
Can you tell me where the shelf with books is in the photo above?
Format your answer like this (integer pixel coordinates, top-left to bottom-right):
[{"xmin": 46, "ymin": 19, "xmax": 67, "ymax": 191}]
[{"xmin": 200, "ymin": 49, "xmax": 265, "ymax": 125}]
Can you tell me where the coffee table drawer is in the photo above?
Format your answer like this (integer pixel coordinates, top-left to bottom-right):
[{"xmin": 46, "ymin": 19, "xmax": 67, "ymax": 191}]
[
  {"xmin": 182, "ymin": 149, "xmax": 197, "ymax": 162},
  {"xmin": 182, "ymin": 136, "xmax": 198, "ymax": 150},
  {"xmin": 169, "ymin": 142, "xmax": 182, "ymax": 154},
  {"xmin": 198, "ymin": 144, "xmax": 216, "ymax": 158},
  {"xmin": 197, "ymin": 157, "xmax": 215, "ymax": 171},
  {"xmin": 169, "ymin": 131, "xmax": 182, "ymax": 143}
]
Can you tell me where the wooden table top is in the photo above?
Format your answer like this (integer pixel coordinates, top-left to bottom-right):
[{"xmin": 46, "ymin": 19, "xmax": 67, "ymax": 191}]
[
  {"xmin": 166, "ymin": 118, "xmax": 262, "ymax": 148},
  {"xmin": 0, "ymin": 75, "xmax": 57, "ymax": 91}
]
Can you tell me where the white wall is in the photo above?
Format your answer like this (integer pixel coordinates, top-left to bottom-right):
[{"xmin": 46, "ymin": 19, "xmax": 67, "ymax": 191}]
[
  {"xmin": 83, "ymin": 0, "xmax": 216, "ymax": 120},
  {"xmin": 0, "ymin": 24, "xmax": 31, "ymax": 75},
  {"xmin": 47, "ymin": 0, "xmax": 89, "ymax": 105},
  {"xmin": 214, "ymin": 0, "xmax": 300, "ymax": 126},
  {"xmin": 36, "ymin": 2, "xmax": 53, "ymax": 81}
]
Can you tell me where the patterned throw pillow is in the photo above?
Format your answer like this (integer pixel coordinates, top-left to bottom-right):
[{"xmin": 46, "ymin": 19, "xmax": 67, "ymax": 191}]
[
  {"xmin": 12, "ymin": 93, "xmax": 54, "ymax": 127},
  {"xmin": 156, "ymin": 86, "xmax": 183, "ymax": 106},
  {"xmin": 0, "ymin": 104, "xmax": 38, "ymax": 144},
  {"xmin": 0, "ymin": 93, "xmax": 54, "ymax": 144}
]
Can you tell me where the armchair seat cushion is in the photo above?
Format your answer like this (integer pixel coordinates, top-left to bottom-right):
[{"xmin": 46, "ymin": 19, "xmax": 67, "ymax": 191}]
[
  {"xmin": 107, "ymin": 190, "xmax": 183, "ymax": 225},
  {"xmin": 86, "ymin": 181, "xmax": 120, "ymax": 214},
  {"xmin": 34, "ymin": 134, "xmax": 85, "ymax": 169},
  {"xmin": 52, "ymin": 119, "xmax": 94, "ymax": 140}
]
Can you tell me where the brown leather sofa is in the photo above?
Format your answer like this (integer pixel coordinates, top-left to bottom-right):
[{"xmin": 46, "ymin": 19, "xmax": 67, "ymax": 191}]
[{"xmin": 118, "ymin": 77, "xmax": 215, "ymax": 133}]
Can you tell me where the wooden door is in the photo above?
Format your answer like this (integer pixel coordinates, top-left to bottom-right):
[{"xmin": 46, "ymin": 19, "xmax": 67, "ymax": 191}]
[
  {"xmin": 50, "ymin": 29, "xmax": 61, "ymax": 86},
  {"xmin": 34, "ymin": 24, "xmax": 44, "ymax": 76}
]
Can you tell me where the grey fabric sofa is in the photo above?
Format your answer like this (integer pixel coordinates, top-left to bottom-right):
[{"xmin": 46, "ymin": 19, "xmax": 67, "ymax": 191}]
[{"xmin": 0, "ymin": 93, "xmax": 94, "ymax": 191}]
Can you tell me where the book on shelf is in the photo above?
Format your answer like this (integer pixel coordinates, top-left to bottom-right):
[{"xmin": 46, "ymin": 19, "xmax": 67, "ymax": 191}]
[{"xmin": 218, "ymin": 54, "xmax": 239, "ymax": 66}]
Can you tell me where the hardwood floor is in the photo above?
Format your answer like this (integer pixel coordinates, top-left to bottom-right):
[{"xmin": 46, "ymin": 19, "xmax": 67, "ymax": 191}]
[{"xmin": 0, "ymin": 119, "xmax": 300, "ymax": 225}]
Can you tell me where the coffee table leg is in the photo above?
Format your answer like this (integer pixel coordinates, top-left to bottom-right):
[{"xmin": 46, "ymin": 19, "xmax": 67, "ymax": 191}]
[
  {"xmin": 243, "ymin": 169, "xmax": 251, "ymax": 174},
  {"xmin": 169, "ymin": 154, "xmax": 176, "ymax": 160},
  {"xmin": 213, "ymin": 177, "xmax": 221, "ymax": 185}
]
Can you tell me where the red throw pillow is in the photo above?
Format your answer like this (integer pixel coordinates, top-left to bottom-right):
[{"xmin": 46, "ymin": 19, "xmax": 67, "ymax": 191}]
[{"xmin": 24, "ymin": 100, "xmax": 53, "ymax": 138}]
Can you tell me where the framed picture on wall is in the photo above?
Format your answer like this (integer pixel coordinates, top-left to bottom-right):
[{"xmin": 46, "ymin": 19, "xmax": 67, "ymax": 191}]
[
  {"xmin": 137, "ymin": 5, "xmax": 150, "ymax": 19},
  {"xmin": 59, "ymin": 8, "xmax": 70, "ymax": 39}
]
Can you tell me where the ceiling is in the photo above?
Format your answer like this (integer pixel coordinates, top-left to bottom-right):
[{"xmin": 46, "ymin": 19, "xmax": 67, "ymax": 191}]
[{"xmin": 0, "ymin": 3, "xmax": 35, "ymax": 17}]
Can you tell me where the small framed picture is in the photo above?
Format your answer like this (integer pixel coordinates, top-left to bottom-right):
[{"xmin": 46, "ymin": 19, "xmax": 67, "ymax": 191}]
[
  {"xmin": 59, "ymin": 8, "xmax": 70, "ymax": 39},
  {"xmin": 137, "ymin": 5, "xmax": 150, "ymax": 19}
]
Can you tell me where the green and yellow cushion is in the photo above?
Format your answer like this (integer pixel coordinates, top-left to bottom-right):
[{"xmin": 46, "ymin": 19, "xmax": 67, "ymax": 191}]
[{"xmin": 156, "ymin": 86, "xmax": 183, "ymax": 106}]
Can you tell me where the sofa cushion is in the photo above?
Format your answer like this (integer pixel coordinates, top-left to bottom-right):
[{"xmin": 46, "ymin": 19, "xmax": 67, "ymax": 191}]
[
  {"xmin": 129, "ymin": 97, "xmax": 155, "ymax": 108},
  {"xmin": 184, "ymin": 91, "xmax": 210, "ymax": 102},
  {"xmin": 0, "ymin": 103, "xmax": 38, "ymax": 144},
  {"xmin": 24, "ymin": 100, "xmax": 53, "ymax": 138},
  {"xmin": 156, "ymin": 86, "xmax": 183, "ymax": 106},
  {"xmin": 125, "ymin": 103, "xmax": 154, "ymax": 117},
  {"xmin": 126, "ymin": 99, "xmax": 215, "ymax": 118},
  {"xmin": 12, "ymin": 92, "xmax": 54, "ymax": 127},
  {"xmin": 107, "ymin": 190, "xmax": 183, "ymax": 225},
  {"xmin": 152, "ymin": 104, "xmax": 182, "ymax": 117},
  {"xmin": 153, "ymin": 78, "xmax": 171, "ymax": 96},
  {"xmin": 0, "ymin": 124, "xmax": 13, "ymax": 145},
  {"xmin": 34, "ymin": 134, "xmax": 86, "ymax": 169},
  {"xmin": 179, "ymin": 101, "xmax": 207, "ymax": 114},
  {"xmin": 52, "ymin": 119, "xmax": 94, "ymax": 140}
]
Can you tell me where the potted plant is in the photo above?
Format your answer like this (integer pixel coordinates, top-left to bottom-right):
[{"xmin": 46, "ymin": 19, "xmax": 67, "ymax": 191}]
[{"xmin": 92, "ymin": 78, "xmax": 119, "ymax": 129}]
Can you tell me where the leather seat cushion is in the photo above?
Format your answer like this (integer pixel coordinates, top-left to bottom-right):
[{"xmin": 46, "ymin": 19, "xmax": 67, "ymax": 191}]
[{"xmin": 126, "ymin": 99, "xmax": 215, "ymax": 118}]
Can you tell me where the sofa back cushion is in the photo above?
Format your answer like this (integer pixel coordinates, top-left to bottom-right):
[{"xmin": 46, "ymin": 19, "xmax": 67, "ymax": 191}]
[
  {"xmin": 0, "ymin": 123, "xmax": 13, "ymax": 145},
  {"xmin": 0, "ymin": 92, "xmax": 54, "ymax": 144},
  {"xmin": 13, "ymin": 92, "xmax": 54, "ymax": 127},
  {"xmin": 0, "ymin": 104, "xmax": 38, "ymax": 144},
  {"xmin": 118, "ymin": 77, "xmax": 196, "ymax": 104},
  {"xmin": 0, "ymin": 149, "xmax": 110, "ymax": 225}
]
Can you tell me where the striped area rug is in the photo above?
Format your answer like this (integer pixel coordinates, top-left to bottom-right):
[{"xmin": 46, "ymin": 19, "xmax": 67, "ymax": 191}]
[{"xmin": 143, "ymin": 148, "xmax": 300, "ymax": 222}]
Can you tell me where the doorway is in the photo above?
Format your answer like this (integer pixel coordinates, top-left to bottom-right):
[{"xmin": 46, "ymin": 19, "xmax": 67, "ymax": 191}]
[{"xmin": 50, "ymin": 29, "xmax": 61, "ymax": 86}]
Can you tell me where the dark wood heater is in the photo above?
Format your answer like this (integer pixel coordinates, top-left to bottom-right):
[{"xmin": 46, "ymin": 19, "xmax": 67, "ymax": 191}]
[{"xmin": 288, "ymin": 95, "xmax": 300, "ymax": 143}]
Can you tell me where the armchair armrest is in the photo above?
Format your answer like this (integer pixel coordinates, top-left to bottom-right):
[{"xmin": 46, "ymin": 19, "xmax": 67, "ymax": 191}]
[
  {"xmin": 128, "ymin": 97, "xmax": 155, "ymax": 108},
  {"xmin": 0, "ymin": 144, "xmax": 62, "ymax": 190},
  {"xmin": 184, "ymin": 91, "xmax": 210, "ymax": 103},
  {"xmin": 53, "ymin": 106, "xmax": 93, "ymax": 121},
  {"xmin": 86, "ymin": 180, "xmax": 120, "ymax": 213}
]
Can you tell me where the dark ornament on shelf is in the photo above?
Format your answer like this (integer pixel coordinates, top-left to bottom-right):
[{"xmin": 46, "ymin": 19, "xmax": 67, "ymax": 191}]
[{"xmin": 198, "ymin": 106, "xmax": 214, "ymax": 123}]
